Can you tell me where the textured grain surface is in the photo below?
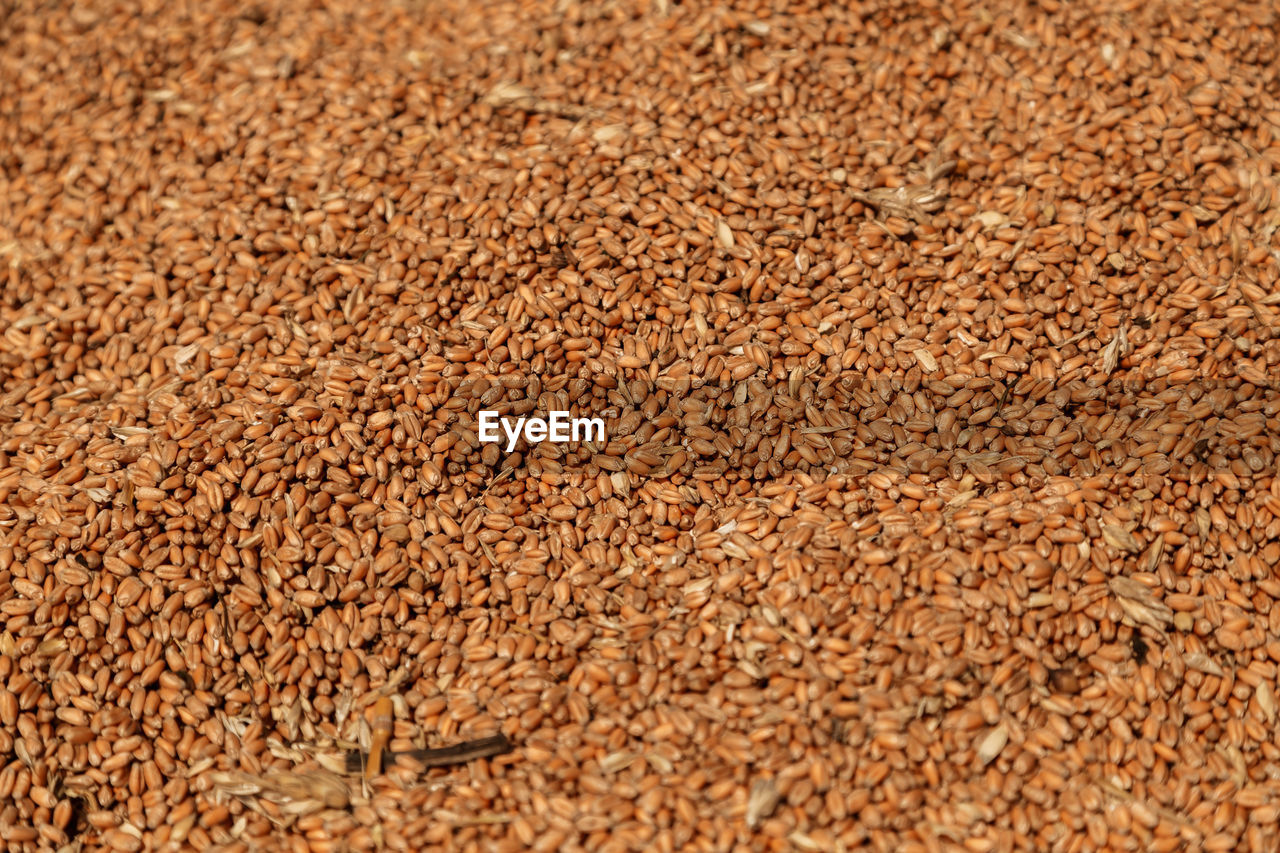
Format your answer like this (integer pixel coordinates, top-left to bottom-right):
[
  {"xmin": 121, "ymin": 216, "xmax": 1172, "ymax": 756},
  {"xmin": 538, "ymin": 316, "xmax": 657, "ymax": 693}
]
[{"xmin": 2, "ymin": 0, "xmax": 1280, "ymax": 850}]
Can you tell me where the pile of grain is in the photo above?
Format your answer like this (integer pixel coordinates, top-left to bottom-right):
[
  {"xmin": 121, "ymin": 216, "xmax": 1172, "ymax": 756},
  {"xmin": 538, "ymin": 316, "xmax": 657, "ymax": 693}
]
[{"xmin": 2, "ymin": 0, "xmax": 1279, "ymax": 850}]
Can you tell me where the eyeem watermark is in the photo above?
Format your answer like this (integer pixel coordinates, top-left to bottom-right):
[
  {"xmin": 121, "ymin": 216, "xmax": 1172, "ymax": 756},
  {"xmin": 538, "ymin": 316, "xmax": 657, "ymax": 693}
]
[{"xmin": 478, "ymin": 411, "xmax": 606, "ymax": 452}]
